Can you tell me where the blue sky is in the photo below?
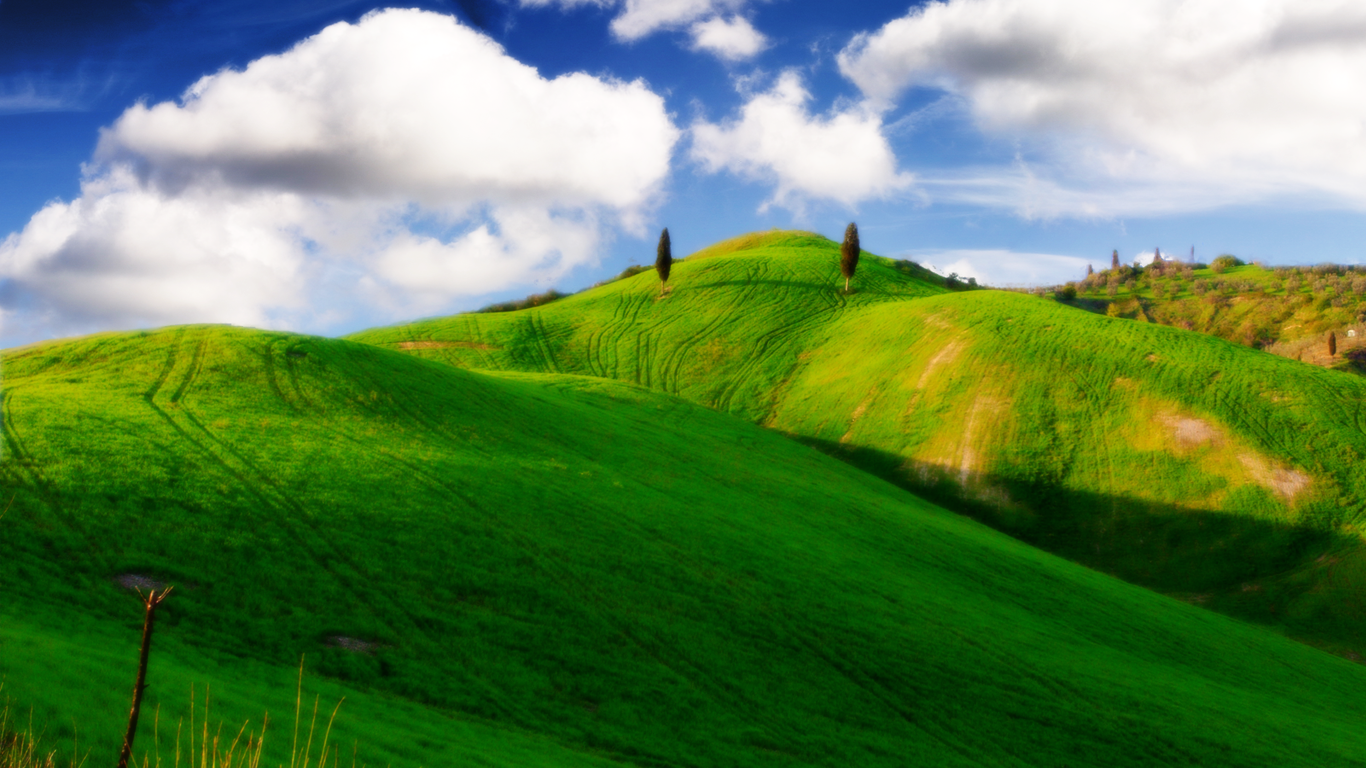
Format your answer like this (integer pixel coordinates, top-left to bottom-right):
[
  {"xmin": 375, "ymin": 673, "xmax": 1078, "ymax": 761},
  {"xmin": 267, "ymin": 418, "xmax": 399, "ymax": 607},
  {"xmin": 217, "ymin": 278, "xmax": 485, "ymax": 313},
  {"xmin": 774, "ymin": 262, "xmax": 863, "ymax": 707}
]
[{"xmin": 3, "ymin": 0, "xmax": 1366, "ymax": 346}]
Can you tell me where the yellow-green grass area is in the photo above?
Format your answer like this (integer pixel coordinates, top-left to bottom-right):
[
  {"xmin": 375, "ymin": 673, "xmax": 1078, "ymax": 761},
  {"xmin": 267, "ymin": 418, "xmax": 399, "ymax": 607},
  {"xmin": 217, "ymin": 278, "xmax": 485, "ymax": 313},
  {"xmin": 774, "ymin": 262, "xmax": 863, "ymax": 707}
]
[
  {"xmin": 8, "ymin": 325, "xmax": 1366, "ymax": 766},
  {"xmin": 1066, "ymin": 262, "xmax": 1366, "ymax": 351},
  {"xmin": 350, "ymin": 231, "xmax": 1366, "ymax": 658}
]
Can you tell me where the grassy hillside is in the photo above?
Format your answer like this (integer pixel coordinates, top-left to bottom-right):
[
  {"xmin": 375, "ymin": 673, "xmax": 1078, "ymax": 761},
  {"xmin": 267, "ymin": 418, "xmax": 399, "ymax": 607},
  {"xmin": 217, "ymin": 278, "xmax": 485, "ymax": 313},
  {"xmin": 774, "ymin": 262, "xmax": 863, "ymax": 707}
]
[
  {"xmin": 350, "ymin": 231, "xmax": 1366, "ymax": 658},
  {"xmin": 1060, "ymin": 260, "xmax": 1366, "ymax": 360},
  {"xmin": 8, "ymin": 324, "xmax": 1366, "ymax": 766}
]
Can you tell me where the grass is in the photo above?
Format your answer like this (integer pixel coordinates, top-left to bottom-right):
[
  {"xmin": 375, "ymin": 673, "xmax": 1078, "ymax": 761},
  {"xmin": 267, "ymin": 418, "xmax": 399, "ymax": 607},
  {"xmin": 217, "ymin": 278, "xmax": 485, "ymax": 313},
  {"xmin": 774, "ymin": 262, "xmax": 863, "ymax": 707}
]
[
  {"xmin": 1056, "ymin": 261, "xmax": 1366, "ymax": 352},
  {"xmin": 6, "ymin": 320, "xmax": 1366, "ymax": 765},
  {"xmin": 349, "ymin": 230, "xmax": 1366, "ymax": 659}
]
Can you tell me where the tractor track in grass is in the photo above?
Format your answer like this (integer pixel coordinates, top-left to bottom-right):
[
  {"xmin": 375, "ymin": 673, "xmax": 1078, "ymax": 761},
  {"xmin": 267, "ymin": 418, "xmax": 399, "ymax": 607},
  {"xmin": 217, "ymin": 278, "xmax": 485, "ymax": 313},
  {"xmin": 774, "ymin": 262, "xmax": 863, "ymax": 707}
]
[
  {"xmin": 137, "ymin": 336, "xmax": 496, "ymax": 718},
  {"xmin": 350, "ymin": 426, "xmax": 808, "ymax": 760},
  {"xmin": 654, "ymin": 258, "xmax": 775, "ymax": 396},
  {"xmin": 0, "ymin": 392, "xmax": 112, "ymax": 574},
  {"xmin": 595, "ymin": 461, "xmax": 989, "ymax": 764}
]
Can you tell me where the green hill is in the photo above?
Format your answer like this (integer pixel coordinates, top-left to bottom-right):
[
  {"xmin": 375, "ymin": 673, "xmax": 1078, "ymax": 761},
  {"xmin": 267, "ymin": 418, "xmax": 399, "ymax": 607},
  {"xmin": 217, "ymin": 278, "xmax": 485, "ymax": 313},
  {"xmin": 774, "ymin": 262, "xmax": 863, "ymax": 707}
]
[
  {"xmin": 1063, "ymin": 260, "xmax": 1366, "ymax": 364},
  {"xmin": 7, "ymin": 323, "xmax": 1366, "ymax": 766},
  {"xmin": 350, "ymin": 231, "xmax": 1366, "ymax": 658}
]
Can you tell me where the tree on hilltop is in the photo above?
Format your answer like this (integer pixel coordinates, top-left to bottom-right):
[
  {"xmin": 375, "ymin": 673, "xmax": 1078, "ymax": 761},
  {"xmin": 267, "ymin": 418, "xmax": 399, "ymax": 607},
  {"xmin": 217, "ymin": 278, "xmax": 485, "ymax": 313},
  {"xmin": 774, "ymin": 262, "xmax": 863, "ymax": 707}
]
[
  {"xmin": 840, "ymin": 222, "xmax": 860, "ymax": 293},
  {"xmin": 1329, "ymin": 330, "xmax": 1337, "ymax": 358},
  {"xmin": 1110, "ymin": 249, "xmax": 1120, "ymax": 271},
  {"xmin": 655, "ymin": 227, "xmax": 672, "ymax": 296}
]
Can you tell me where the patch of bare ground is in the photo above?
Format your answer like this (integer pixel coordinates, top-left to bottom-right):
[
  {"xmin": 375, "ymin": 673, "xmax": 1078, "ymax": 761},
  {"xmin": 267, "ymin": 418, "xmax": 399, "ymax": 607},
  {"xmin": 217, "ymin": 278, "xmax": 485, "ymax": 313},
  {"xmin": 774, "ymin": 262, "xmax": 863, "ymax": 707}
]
[
  {"xmin": 840, "ymin": 390, "xmax": 878, "ymax": 444},
  {"xmin": 1111, "ymin": 377, "xmax": 1137, "ymax": 391},
  {"xmin": 327, "ymin": 636, "xmax": 379, "ymax": 654},
  {"xmin": 915, "ymin": 339, "xmax": 963, "ymax": 390},
  {"xmin": 954, "ymin": 387, "xmax": 1011, "ymax": 486},
  {"xmin": 1161, "ymin": 414, "xmax": 1221, "ymax": 449},
  {"xmin": 397, "ymin": 340, "xmax": 499, "ymax": 350},
  {"xmin": 116, "ymin": 574, "xmax": 169, "ymax": 591},
  {"xmin": 1238, "ymin": 453, "xmax": 1311, "ymax": 500}
]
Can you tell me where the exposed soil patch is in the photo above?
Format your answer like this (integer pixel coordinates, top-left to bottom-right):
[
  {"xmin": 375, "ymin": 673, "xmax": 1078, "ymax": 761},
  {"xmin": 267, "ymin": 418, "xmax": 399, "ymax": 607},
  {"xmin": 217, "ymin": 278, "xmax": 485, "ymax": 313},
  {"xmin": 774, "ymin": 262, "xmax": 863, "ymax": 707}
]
[
  {"xmin": 840, "ymin": 389, "xmax": 878, "ymax": 444},
  {"xmin": 398, "ymin": 340, "xmax": 499, "ymax": 351},
  {"xmin": 1161, "ymin": 415, "xmax": 1220, "ymax": 449},
  {"xmin": 1239, "ymin": 453, "xmax": 1311, "ymax": 500},
  {"xmin": 116, "ymin": 573, "xmax": 169, "ymax": 591},
  {"xmin": 327, "ymin": 635, "xmax": 379, "ymax": 654},
  {"xmin": 917, "ymin": 340, "xmax": 964, "ymax": 390}
]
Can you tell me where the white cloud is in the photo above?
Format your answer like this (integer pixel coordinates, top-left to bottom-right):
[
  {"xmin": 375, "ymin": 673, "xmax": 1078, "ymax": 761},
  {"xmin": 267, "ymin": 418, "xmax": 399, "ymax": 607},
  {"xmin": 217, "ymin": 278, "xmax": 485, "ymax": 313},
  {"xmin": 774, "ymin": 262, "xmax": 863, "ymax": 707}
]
[
  {"xmin": 690, "ymin": 72, "xmax": 912, "ymax": 212},
  {"xmin": 838, "ymin": 0, "xmax": 1366, "ymax": 214},
  {"xmin": 0, "ymin": 9, "xmax": 679, "ymax": 343},
  {"xmin": 521, "ymin": 0, "xmax": 749, "ymax": 42},
  {"xmin": 914, "ymin": 248, "xmax": 1091, "ymax": 287},
  {"xmin": 689, "ymin": 15, "xmax": 767, "ymax": 60}
]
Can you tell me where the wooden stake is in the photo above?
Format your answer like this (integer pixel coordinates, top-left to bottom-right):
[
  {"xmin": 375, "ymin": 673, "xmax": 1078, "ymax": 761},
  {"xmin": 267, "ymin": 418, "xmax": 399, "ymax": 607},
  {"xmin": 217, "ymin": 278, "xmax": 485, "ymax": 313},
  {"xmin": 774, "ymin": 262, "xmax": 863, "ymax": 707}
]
[{"xmin": 118, "ymin": 587, "xmax": 173, "ymax": 768}]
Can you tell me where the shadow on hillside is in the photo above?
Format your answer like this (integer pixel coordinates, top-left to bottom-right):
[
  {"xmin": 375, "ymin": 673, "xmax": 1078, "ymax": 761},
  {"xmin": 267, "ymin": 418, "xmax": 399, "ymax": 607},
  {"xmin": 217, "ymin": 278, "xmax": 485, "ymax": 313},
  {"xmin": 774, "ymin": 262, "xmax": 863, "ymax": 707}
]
[{"xmin": 790, "ymin": 433, "xmax": 1366, "ymax": 658}]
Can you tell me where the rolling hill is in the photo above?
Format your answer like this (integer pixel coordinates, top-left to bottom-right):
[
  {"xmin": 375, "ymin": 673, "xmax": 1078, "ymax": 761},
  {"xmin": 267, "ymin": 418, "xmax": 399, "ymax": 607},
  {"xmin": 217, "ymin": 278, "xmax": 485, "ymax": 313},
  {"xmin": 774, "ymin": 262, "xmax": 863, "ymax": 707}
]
[
  {"xmin": 6, "ymin": 323, "xmax": 1366, "ymax": 766},
  {"xmin": 350, "ymin": 231, "xmax": 1366, "ymax": 658}
]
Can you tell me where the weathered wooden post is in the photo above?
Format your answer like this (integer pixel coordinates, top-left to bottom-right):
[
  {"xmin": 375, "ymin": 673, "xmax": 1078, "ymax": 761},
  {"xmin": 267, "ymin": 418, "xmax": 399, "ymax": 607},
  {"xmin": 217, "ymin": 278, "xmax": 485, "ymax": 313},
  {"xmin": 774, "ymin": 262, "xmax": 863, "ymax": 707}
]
[{"xmin": 117, "ymin": 587, "xmax": 173, "ymax": 768}]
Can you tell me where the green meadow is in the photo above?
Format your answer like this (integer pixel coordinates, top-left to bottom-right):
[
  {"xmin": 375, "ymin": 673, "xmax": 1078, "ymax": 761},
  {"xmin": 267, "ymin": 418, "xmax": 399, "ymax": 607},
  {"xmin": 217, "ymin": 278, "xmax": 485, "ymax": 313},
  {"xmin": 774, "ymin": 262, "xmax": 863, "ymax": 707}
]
[
  {"xmin": 6, "ymin": 232, "xmax": 1366, "ymax": 765},
  {"xmin": 353, "ymin": 231, "xmax": 1366, "ymax": 658}
]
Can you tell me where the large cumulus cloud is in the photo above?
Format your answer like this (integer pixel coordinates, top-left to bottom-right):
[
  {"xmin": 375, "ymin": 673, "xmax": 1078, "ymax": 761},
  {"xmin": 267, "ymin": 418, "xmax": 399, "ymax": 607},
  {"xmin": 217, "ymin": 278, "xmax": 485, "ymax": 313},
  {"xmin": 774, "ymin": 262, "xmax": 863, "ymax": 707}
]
[
  {"xmin": 0, "ymin": 8, "xmax": 678, "ymax": 342},
  {"xmin": 838, "ymin": 0, "xmax": 1366, "ymax": 216}
]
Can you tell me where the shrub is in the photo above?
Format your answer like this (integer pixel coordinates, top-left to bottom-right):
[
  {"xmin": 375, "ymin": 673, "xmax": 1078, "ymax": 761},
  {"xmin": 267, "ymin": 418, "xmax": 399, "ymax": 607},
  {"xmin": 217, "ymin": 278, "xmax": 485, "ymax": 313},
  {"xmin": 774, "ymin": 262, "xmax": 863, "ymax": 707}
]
[
  {"xmin": 1058, "ymin": 283, "xmax": 1078, "ymax": 301},
  {"xmin": 478, "ymin": 289, "xmax": 569, "ymax": 313},
  {"xmin": 1211, "ymin": 254, "xmax": 1243, "ymax": 273}
]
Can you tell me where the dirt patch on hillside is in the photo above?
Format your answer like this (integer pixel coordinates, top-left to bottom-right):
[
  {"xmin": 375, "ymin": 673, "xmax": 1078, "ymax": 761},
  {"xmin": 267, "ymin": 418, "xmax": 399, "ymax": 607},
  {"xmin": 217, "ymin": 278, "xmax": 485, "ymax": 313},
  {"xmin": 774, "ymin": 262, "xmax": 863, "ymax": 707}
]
[
  {"xmin": 840, "ymin": 389, "xmax": 878, "ymax": 444},
  {"xmin": 327, "ymin": 635, "xmax": 379, "ymax": 654},
  {"xmin": 398, "ymin": 340, "xmax": 499, "ymax": 351},
  {"xmin": 1239, "ymin": 453, "xmax": 1311, "ymax": 500},
  {"xmin": 916, "ymin": 340, "xmax": 964, "ymax": 390},
  {"xmin": 1161, "ymin": 414, "xmax": 1221, "ymax": 449},
  {"xmin": 116, "ymin": 574, "xmax": 170, "ymax": 591}
]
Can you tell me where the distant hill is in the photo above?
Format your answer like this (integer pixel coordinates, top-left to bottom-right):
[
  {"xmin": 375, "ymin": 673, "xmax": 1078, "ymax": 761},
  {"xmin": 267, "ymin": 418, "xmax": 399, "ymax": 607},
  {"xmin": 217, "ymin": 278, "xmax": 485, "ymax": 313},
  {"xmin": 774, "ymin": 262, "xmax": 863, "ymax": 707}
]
[
  {"xmin": 6, "ymin": 323, "xmax": 1366, "ymax": 766},
  {"xmin": 1053, "ymin": 259, "xmax": 1366, "ymax": 367},
  {"xmin": 352, "ymin": 231, "xmax": 1366, "ymax": 659}
]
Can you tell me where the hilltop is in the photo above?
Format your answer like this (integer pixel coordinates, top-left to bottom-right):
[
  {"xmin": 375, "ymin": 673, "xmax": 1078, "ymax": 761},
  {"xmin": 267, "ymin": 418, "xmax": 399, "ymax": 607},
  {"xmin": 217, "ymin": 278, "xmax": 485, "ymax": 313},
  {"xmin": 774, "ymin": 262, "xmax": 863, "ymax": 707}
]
[
  {"xmin": 6, "ymin": 323, "xmax": 1366, "ymax": 766},
  {"xmin": 351, "ymin": 231, "xmax": 1366, "ymax": 659}
]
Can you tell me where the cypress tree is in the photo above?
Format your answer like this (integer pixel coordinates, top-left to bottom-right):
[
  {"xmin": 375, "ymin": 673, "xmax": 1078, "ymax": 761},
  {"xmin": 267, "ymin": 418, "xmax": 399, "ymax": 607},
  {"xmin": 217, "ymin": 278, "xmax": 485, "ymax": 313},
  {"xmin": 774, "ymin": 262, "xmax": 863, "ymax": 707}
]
[
  {"xmin": 655, "ymin": 227, "xmax": 672, "ymax": 296},
  {"xmin": 1086, "ymin": 263, "xmax": 1094, "ymax": 276},
  {"xmin": 1111, "ymin": 249, "xmax": 1120, "ymax": 271},
  {"xmin": 840, "ymin": 222, "xmax": 860, "ymax": 293},
  {"xmin": 1329, "ymin": 331, "xmax": 1337, "ymax": 357}
]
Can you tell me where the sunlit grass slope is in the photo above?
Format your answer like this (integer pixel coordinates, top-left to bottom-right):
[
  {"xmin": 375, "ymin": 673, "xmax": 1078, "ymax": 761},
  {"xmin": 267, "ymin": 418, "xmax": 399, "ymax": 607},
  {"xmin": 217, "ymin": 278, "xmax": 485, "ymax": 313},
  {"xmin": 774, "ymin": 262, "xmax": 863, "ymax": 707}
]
[
  {"xmin": 8, "ymin": 324, "xmax": 1366, "ymax": 766},
  {"xmin": 351, "ymin": 231, "xmax": 1366, "ymax": 657}
]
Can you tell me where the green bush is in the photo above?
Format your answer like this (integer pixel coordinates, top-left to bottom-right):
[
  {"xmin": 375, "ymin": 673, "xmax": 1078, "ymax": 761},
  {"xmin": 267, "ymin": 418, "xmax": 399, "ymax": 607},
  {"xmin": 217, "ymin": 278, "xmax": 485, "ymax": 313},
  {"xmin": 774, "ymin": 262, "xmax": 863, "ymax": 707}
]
[{"xmin": 1211, "ymin": 255, "xmax": 1244, "ymax": 273}]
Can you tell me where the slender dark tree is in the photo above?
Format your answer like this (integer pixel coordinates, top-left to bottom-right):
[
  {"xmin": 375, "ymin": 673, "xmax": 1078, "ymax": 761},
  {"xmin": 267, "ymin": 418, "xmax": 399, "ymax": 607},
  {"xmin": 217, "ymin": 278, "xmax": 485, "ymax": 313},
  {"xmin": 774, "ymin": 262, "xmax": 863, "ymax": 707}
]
[
  {"xmin": 655, "ymin": 227, "xmax": 672, "ymax": 296},
  {"xmin": 840, "ymin": 222, "xmax": 860, "ymax": 293},
  {"xmin": 1111, "ymin": 249, "xmax": 1120, "ymax": 271},
  {"xmin": 1152, "ymin": 247, "xmax": 1164, "ymax": 269},
  {"xmin": 1086, "ymin": 263, "xmax": 1094, "ymax": 277},
  {"xmin": 1329, "ymin": 331, "xmax": 1338, "ymax": 357}
]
